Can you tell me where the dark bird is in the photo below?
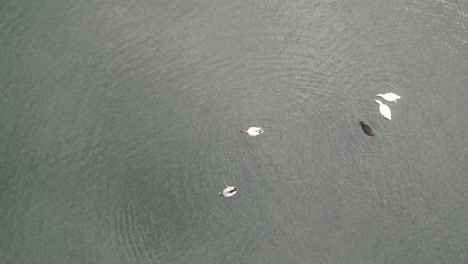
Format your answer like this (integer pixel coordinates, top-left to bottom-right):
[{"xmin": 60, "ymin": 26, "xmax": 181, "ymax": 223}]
[{"xmin": 359, "ymin": 121, "xmax": 374, "ymax": 136}]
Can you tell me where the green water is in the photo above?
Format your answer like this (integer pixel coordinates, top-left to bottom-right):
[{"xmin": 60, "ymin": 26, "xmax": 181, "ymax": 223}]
[{"xmin": 1, "ymin": 0, "xmax": 466, "ymax": 263}]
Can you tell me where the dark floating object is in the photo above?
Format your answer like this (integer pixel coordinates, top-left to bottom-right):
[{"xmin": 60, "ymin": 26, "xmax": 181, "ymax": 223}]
[{"xmin": 359, "ymin": 121, "xmax": 374, "ymax": 136}]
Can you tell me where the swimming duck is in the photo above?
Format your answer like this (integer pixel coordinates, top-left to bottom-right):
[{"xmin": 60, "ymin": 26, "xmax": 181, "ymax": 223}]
[
  {"xmin": 359, "ymin": 121, "xmax": 374, "ymax": 136},
  {"xmin": 376, "ymin": 93, "xmax": 401, "ymax": 102},
  {"xmin": 219, "ymin": 185, "xmax": 239, "ymax": 197},
  {"xmin": 240, "ymin": 127, "xmax": 264, "ymax": 136},
  {"xmin": 374, "ymin": 100, "xmax": 392, "ymax": 120}
]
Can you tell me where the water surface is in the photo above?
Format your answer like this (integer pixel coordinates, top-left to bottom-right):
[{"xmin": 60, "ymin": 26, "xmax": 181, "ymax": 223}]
[{"xmin": 0, "ymin": 0, "xmax": 466, "ymax": 263}]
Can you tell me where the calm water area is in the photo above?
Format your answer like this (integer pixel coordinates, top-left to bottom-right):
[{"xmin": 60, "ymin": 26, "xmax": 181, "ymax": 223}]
[{"xmin": 0, "ymin": 0, "xmax": 467, "ymax": 263}]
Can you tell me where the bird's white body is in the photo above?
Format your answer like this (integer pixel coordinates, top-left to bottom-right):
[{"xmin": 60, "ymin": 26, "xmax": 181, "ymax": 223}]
[
  {"xmin": 219, "ymin": 185, "xmax": 239, "ymax": 197},
  {"xmin": 376, "ymin": 93, "xmax": 401, "ymax": 102},
  {"xmin": 375, "ymin": 100, "xmax": 392, "ymax": 120},
  {"xmin": 241, "ymin": 127, "xmax": 264, "ymax": 136}
]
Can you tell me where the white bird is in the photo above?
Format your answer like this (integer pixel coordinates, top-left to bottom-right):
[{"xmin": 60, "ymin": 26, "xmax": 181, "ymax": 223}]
[
  {"xmin": 374, "ymin": 100, "xmax": 392, "ymax": 120},
  {"xmin": 240, "ymin": 127, "xmax": 264, "ymax": 136},
  {"xmin": 376, "ymin": 93, "xmax": 401, "ymax": 102},
  {"xmin": 219, "ymin": 185, "xmax": 239, "ymax": 197}
]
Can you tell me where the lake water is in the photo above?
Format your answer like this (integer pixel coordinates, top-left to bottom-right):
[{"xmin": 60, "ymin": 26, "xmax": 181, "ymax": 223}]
[{"xmin": 0, "ymin": 0, "xmax": 466, "ymax": 263}]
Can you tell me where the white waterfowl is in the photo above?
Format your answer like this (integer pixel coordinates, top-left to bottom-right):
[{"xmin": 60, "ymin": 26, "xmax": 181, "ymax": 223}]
[
  {"xmin": 374, "ymin": 100, "xmax": 392, "ymax": 120},
  {"xmin": 376, "ymin": 93, "xmax": 401, "ymax": 102},
  {"xmin": 240, "ymin": 127, "xmax": 264, "ymax": 136},
  {"xmin": 219, "ymin": 185, "xmax": 239, "ymax": 197}
]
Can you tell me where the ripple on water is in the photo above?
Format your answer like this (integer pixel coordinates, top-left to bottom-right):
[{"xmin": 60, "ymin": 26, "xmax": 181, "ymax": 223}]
[{"xmin": 2, "ymin": 0, "xmax": 465, "ymax": 263}]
